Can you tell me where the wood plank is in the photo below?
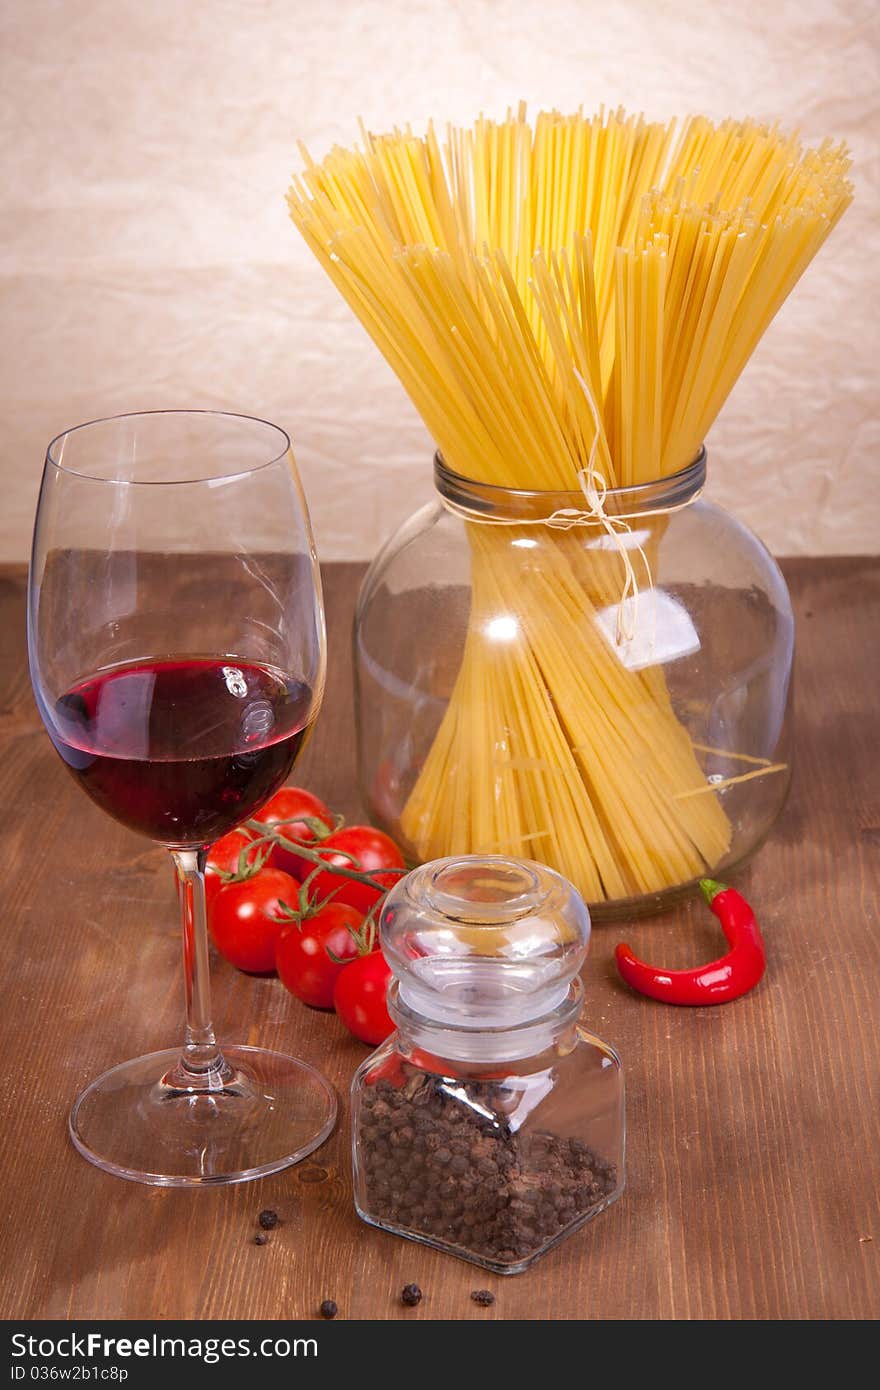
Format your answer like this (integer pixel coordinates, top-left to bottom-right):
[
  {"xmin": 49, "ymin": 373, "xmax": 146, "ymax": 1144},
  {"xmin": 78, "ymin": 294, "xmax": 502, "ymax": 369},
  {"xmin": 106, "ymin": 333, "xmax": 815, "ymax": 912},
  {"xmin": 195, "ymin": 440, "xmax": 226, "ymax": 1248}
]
[{"xmin": 0, "ymin": 558, "xmax": 877, "ymax": 1321}]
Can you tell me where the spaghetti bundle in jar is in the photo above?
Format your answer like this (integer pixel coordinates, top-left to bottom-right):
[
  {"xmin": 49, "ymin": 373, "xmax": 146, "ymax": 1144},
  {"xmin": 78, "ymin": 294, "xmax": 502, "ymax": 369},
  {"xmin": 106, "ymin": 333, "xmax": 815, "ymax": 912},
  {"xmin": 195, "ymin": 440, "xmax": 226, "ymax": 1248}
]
[{"xmin": 288, "ymin": 107, "xmax": 852, "ymax": 911}]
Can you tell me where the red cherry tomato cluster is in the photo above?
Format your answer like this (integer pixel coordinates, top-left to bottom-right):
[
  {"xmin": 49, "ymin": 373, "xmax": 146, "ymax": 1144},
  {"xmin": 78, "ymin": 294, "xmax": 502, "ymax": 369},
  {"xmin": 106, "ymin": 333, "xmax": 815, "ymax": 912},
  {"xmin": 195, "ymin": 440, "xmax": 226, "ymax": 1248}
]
[{"xmin": 204, "ymin": 787, "xmax": 401, "ymax": 1045}]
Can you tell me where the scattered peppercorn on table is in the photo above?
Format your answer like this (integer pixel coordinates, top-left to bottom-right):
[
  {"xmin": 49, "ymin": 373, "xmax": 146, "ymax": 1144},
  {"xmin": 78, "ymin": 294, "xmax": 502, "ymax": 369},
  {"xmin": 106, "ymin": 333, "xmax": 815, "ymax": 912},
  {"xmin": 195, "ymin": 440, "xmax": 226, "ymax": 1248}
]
[{"xmin": 0, "ymin": 558, "xmax": 877, "ymax": 1321}]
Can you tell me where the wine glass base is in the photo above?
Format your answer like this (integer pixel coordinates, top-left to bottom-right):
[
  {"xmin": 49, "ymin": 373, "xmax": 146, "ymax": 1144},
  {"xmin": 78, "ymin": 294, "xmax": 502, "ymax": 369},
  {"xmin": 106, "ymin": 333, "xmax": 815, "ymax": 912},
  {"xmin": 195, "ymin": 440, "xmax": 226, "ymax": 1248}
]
[{"xmin": 69, "ymin": 1045, "xmax": 337, "ymax": 1187}]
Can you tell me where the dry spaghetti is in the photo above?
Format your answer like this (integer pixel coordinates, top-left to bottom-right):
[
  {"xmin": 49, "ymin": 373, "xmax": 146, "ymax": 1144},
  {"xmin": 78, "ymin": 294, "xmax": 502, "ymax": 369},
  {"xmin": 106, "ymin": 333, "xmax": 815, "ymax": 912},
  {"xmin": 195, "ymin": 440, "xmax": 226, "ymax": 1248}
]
[{"xmin": 288, "ymin": 106, "xmax": 851, "ymax": 903}]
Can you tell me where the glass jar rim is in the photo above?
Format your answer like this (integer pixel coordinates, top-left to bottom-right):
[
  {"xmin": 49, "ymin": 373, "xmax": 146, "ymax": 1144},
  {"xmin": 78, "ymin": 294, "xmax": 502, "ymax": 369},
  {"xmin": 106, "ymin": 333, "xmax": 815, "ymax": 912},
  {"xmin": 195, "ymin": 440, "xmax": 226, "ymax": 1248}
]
[{"xmin": 433, "ymin": 447, "xmax": 706, "ymax": 522}]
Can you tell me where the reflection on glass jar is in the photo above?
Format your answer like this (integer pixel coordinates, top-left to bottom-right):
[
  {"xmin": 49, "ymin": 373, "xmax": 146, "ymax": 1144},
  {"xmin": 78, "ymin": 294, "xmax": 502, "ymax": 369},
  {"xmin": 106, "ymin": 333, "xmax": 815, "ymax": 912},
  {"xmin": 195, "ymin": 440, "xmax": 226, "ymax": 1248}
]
[{"xmin": 354, "ymin": 450, "xmax": 794, "ymax": 918}]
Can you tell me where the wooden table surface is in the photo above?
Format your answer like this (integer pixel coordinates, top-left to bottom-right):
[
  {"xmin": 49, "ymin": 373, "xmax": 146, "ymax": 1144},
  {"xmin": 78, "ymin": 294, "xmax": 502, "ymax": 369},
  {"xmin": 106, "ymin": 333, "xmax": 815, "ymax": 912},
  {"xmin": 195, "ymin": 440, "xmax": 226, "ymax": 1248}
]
[{"xmin": 0, "ymin": 557, "xmax": 877, "ymax": 1322}]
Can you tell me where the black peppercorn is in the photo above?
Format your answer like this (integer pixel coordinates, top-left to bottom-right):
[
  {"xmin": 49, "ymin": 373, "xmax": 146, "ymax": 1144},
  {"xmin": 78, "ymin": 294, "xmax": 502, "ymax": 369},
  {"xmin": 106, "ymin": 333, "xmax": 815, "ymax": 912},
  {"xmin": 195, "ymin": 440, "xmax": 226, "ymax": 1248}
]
[
  {"xmin": 258, "ymin": 1209, "xmax": 279, "ymax": 1230},
  {"xmin": 471, "ymin": 1289, "xmax": 495, "ymax": 1307},
  {"xmin": 319, "ymin": 1300, "xmax": 338, "ymax": 1319},
  {"xmin": 359, "ymin": 1073, "xmax": 617, "ymax": 1266},
  {"xmin": 401, "ymin": 1283, "xmax": 423, "ymax": 1307},
  {"xmin": 253, "ymin": 1232, "xmax": 268, "ymax": 1246}
]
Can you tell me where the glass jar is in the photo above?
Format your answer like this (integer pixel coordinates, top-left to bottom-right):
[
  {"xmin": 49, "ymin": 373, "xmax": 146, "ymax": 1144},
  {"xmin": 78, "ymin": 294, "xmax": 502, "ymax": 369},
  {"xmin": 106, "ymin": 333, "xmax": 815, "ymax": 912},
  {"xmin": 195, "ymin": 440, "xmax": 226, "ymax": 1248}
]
[
  {"xmin": 351, "ymin": 855, "xmax": 624, "ymax": 1274},
  {"xmin": 354, "ymin": 450, "xmax": 793, "ymax": 918}
]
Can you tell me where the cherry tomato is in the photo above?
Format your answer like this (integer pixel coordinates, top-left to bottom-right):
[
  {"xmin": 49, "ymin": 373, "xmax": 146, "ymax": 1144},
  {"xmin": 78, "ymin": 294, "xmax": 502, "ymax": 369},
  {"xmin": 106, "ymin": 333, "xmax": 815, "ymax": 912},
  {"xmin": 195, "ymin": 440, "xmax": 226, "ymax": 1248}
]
[
  {"xmin": 333, "ymin": 951, "xmax": 394, "ymax": 1045},
  {"xmin": 276, "ymin": 901, "xmax": 363, "ymax": 1010},
  {"xmin": 311, "ymin": 826, "xmax": 405, "ymax": 915},
  {"xmin": 253, "ymin": 787, "xmax": 333, "ymax": 880},
  {"xmin": 209, "ymin": 867, "xmax": 298, "ymax": 974},
  {"xmin": 204, "ymin": 827, "xmax": 263, "ymax": 911}
]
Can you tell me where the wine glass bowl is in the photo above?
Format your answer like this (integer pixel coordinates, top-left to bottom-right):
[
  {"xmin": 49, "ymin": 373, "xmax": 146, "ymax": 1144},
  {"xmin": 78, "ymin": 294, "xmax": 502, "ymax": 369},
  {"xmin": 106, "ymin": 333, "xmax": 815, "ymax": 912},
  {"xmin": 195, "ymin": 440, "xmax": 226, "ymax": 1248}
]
[{"xmin": 28, "ymin": 411, "xmax": 336, "ymax": 1185}]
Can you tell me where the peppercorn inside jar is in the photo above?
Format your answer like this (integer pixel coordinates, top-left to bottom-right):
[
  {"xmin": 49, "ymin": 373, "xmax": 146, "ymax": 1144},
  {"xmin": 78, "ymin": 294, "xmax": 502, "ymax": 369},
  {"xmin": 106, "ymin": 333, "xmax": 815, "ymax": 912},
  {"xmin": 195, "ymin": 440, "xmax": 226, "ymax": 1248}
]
[{"xmin": 351, "ymin": 855, "xmax": 625, "ymax": 1274}]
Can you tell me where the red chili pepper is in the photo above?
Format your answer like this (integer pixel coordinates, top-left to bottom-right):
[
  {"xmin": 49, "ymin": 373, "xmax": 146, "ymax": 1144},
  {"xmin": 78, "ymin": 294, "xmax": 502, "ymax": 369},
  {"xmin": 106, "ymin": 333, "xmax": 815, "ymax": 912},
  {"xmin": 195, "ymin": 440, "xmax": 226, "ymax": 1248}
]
[{"xmin": 615, "ymin": 879, "xmax": 766, "ymax": 1006}]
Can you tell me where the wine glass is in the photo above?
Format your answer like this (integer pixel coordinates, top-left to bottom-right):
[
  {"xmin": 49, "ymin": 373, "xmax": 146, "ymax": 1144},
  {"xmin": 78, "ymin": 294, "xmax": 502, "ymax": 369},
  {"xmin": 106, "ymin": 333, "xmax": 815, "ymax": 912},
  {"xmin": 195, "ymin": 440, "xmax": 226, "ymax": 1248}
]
[{"xmin": 27, "ymin": 410, "xmax": 336, "ymax": 1185}]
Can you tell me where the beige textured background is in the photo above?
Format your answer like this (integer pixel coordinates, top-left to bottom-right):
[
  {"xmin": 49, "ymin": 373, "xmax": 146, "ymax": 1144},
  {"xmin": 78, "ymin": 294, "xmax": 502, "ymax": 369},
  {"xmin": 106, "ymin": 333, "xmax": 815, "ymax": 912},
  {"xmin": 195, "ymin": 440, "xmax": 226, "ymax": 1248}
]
[{"xmin": 1, "ymin": 0, "xmax": 878, "ymax": 561}]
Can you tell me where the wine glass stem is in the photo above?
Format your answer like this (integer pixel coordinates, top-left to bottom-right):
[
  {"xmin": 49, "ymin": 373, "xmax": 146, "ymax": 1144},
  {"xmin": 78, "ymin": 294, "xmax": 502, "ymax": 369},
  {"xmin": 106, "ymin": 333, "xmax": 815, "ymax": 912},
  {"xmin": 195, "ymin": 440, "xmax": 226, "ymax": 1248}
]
[{"xmin": 171, "ymin": 848, "xmax": 226, "ymax": 1079}]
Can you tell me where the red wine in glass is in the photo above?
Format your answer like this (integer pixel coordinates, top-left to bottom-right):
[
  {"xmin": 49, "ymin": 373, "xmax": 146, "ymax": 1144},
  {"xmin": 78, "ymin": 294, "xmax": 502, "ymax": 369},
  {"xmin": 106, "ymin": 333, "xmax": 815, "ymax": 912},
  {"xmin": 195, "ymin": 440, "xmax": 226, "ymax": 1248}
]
[{"xmin": 48, "ymin": 658, "xmax": 313, "ymax": 845}]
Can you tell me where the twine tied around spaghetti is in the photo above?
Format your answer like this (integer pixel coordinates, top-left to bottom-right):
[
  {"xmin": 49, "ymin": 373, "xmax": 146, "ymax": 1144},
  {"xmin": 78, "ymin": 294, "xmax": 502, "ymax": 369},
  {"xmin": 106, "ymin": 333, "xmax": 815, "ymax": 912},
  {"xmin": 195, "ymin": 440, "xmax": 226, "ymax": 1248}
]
[
  {"xmin": 437, "ymin": 371, "xmax": 703, "ymax": 645},
  {"xmin": 544, "ymin": 479, "xmax": 646, "ymax": 645},
  {"xmin": 542, "ymin": 371, "xmax": 650, "ymax": 644}
]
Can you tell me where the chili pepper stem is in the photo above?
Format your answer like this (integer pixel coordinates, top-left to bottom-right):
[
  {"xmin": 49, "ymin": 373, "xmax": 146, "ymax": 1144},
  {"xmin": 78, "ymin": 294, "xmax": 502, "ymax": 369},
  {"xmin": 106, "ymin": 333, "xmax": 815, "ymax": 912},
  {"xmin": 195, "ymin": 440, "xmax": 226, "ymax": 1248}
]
[{"xmin": 699, "ymin": 877, "xmax": 728, "ymax": 906}]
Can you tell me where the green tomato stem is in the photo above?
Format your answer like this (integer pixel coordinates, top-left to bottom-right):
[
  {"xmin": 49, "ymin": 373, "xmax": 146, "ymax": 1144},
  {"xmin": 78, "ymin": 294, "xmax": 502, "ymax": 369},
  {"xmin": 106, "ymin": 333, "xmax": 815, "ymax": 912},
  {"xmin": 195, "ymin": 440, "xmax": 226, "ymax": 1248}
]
[{"xmin": 245, "ymin": 820, "xmax": 407, "ymax": 893}]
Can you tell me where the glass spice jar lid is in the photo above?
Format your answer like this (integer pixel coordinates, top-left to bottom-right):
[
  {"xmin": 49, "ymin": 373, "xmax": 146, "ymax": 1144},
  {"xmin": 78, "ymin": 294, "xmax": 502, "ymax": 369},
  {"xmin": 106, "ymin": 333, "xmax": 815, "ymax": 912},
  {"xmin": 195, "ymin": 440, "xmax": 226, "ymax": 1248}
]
[{"xmin": 379, "ymin": 855, "xmax": 591, "ymax": 1028}]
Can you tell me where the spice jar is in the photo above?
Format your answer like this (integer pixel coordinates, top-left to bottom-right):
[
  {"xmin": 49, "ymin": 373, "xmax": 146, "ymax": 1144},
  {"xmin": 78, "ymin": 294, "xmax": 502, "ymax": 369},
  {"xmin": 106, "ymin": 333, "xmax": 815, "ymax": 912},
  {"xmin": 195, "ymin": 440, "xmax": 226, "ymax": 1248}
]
[{"xmin": 351, "ymin": 855, "xmax": 625, "ymax": 1274}]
